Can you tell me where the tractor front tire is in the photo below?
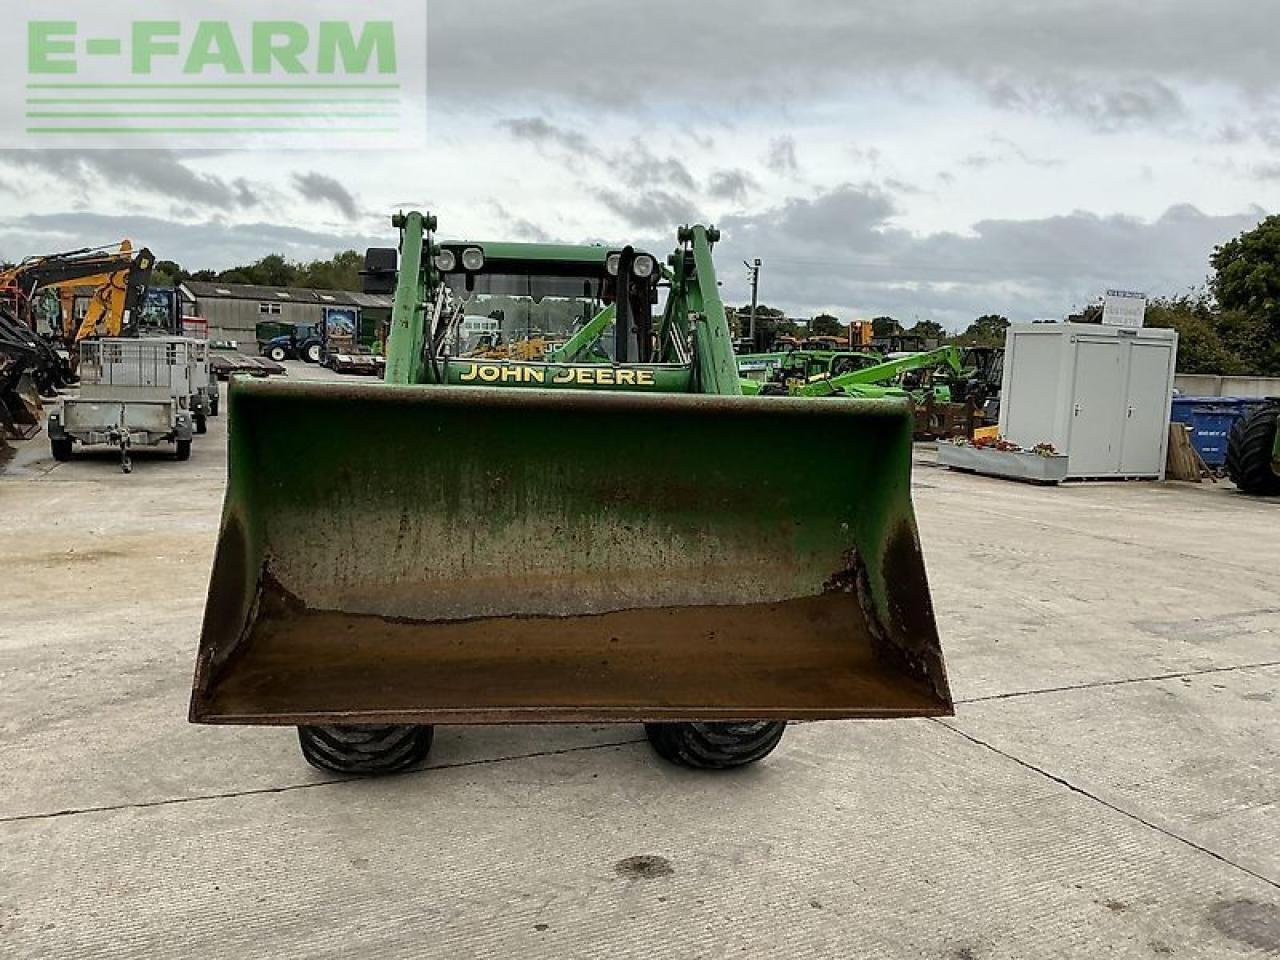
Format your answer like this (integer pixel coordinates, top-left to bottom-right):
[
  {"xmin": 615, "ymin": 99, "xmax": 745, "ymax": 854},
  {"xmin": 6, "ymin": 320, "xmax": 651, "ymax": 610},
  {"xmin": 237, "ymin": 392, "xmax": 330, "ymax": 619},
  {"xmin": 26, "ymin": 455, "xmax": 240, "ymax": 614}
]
[
  {"xmin": 298, "ymin": 725, "xmax": 434, "ymax": 776},
  {"xmin": 645, "ymin": 721, "xmax": 786, "ymax": 770},
  {"xmin": 194, "ymin": 414, "xmax": 208, "ymax": 435},
  {"xmin": 268, "ymin": 346, "xmax": 288, "ymax": 363},
  {"xmin": 1226, "ymin": 406, "xmax": 1280, "ymax": 497},
  {"xmin": 209, "ymin": 394, "xmax": 220, "ymax": 417},
  {"xmin": 50, "ymin": 437, "xmax": 74, "ymax": 462},
  {"xmin": 175, "ymin": 439, "xmax": 192, "ymax": 462}
]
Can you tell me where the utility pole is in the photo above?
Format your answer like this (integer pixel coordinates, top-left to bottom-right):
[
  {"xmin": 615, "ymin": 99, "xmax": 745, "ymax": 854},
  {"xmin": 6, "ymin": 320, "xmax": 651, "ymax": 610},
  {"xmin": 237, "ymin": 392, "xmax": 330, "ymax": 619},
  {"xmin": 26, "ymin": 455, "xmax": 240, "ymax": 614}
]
[{"xmin": 744, "ymin": 258, "xmax": 761, "ymax": 348}]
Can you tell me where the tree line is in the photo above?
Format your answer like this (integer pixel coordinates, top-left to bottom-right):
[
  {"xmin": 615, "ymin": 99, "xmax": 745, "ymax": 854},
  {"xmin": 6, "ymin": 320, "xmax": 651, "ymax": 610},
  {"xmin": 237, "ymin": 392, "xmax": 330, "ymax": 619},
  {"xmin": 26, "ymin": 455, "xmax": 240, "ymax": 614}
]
[
  {"xmin": 740, "ymin": 215, "xmax": 1280, "ymax": 376},
  {"xmin": 151, "ymin": 251, "xmax": 365, "ymax": 293},
  {"xmin": 148, "ymin": 213, "xmax": 1280, "ymax": 376}
]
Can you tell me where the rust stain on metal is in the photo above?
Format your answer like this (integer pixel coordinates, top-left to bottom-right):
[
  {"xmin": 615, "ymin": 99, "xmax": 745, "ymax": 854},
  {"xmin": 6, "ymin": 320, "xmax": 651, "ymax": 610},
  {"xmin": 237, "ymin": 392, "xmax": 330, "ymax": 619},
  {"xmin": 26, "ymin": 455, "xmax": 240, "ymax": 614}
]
[{"xmin": 191, "ymin": 571, "xmax": 951, "ymax": 726}]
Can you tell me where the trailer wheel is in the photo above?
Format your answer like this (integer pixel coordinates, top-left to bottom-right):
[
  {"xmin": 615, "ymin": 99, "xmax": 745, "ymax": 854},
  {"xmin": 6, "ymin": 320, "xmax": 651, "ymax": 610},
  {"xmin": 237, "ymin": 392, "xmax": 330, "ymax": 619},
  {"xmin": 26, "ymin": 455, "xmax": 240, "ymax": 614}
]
[
  {"xmin": 298, "ymin": 725, "xmax": 434, "ymax": 776},
  {"xmin": 1226, "ymin": 406, "xmax": 1280, "ymax": 496},
  {"xmin": 268, "ymin": 346, "xmax": 288, "ymax": 363},
  {"xmin": 50, "ymin": 437, "xmax": 74, "ymax": 462},
  {"xmin": 175, "ymin": 438, "xmax": 192, "ymax": 462},
  {"xmin": 304, "ymin": 343, "xmax": 323, "ymax": 364},
  {"xmin": 645, "ymin": 721, "xmax": 786, "ymax": 770},
  {"xmin": 194, "ymin": 414, "xmax": 208, "ymax": 435}
]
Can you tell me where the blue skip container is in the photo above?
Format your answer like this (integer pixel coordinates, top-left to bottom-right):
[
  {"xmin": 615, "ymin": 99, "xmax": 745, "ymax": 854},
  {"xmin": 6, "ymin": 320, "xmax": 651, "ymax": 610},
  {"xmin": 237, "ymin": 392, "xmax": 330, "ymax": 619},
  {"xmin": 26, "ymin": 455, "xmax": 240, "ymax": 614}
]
[{"xmin": 1170, "ymin": 397, "xmax": 1271, "ymax": 468}]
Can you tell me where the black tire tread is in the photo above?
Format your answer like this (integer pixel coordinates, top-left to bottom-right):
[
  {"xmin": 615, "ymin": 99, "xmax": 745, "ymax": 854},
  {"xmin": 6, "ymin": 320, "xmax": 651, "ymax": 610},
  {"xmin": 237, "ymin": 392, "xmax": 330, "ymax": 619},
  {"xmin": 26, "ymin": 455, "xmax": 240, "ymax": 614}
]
[
  {"xmin": 50, "ymin": 437, "xmax": 73, "ymax": 462},
  {"xmin": 1226, "ymin": 406, "xmax": 1280, "ymax": 496},
  {"xmin": 298, "ymin": 724, "xmax": 434, "ymax": 776},
  {"xmin": 645, "ymin": 721, "xmax": 786, "ymax": 770},
  {"xmin": 175, "ymin": 438, "xmax": 192, "ymax": 462}
]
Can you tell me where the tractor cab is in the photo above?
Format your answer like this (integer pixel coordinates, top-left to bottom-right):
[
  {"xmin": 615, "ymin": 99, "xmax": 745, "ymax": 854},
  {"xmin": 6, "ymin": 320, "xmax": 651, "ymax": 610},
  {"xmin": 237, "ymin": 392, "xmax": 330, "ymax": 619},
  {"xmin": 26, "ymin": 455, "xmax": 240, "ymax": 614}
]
[{"xmin": 430, "ymin": 242, "xmax": 662, "ymax": 364}]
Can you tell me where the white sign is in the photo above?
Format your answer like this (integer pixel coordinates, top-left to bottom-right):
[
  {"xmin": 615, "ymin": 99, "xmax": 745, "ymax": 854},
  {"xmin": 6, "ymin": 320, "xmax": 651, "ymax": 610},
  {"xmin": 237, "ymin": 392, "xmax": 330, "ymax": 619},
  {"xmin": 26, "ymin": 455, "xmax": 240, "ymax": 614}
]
[
  {"xmin": 5, "ymin": 1, "xmax": 427, "ymax": 150},
  {"xmin": 1102, "ymin": 290, "xmax": 1147, "ymax": 329}
]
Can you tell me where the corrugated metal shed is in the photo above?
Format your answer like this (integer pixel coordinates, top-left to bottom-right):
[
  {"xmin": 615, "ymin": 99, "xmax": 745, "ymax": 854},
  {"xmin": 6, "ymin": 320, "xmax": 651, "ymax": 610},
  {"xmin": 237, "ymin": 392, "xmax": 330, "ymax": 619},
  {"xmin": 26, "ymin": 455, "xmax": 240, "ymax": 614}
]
[{"xmin": 179, "ymin": 282, "xmax": 392, "ymax": 345}]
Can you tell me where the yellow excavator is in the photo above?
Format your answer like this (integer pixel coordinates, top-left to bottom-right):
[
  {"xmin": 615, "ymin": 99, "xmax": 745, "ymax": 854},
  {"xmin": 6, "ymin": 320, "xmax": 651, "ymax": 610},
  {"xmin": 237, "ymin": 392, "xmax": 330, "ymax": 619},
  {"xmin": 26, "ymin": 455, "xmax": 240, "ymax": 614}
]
[{"xmin": 0, "ymin": 241, "xmax": 156, "ymax": 349}]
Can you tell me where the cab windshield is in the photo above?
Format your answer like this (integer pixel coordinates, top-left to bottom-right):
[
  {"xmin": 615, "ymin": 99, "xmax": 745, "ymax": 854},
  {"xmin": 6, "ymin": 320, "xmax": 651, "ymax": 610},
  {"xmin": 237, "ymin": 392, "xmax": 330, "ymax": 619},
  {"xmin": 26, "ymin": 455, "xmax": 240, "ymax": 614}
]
[{"xmin": 440, "ymin": 267, "xmax": 657, "ymax": 362}]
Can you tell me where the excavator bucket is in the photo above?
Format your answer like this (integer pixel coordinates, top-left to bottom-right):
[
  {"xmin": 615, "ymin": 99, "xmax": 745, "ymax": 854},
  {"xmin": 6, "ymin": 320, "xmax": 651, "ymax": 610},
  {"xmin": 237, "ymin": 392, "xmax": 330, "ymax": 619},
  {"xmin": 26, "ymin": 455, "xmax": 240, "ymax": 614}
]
[
  {"xmin": 1, "ymin": 373, "xmax": 43, "ymax": 441},
  {"xmin": 190, "ymin": 379, "xmax": 951, "ymax": 726}
]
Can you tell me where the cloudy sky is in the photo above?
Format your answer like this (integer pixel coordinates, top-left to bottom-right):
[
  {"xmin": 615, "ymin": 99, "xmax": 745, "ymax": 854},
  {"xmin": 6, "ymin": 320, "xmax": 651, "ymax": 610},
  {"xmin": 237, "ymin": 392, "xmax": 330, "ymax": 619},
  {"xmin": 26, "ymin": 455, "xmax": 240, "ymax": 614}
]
[{"xmin": 1, "ymin": 0, "xmax": 1277, "ymax": 328}]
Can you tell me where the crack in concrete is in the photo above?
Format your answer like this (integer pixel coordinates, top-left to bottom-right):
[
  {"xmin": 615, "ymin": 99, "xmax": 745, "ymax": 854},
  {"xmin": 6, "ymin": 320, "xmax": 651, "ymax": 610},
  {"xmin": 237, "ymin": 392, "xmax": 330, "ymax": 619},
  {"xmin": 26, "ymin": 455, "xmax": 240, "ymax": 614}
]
[
  {"xmin": 933, "ymin": 719, "xmax": 1280, "ymax": 893},
  {"xmin": 0, "ymin": 737, "xmax": 647, "ymax": 826},
  {"xmin": 956, "ymin": 660, "xmax": 1280, "ymax": 705}
]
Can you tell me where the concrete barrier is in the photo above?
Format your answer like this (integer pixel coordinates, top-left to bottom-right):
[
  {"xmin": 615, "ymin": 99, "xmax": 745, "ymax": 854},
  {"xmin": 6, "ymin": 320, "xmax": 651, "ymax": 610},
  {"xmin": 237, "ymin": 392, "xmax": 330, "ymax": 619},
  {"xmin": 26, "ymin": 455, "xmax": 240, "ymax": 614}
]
[{"xmin": 1175, "ymin": 375, "xmax": 1280, "ymax": 399}]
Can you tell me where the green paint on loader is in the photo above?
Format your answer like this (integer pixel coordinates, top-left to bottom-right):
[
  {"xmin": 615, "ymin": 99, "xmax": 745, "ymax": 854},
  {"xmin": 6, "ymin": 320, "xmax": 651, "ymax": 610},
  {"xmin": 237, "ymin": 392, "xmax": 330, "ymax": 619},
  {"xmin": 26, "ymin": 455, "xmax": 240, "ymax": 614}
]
[{"xmin": 190, "ymin": 212, "xmax": 952, "ymax": 773}]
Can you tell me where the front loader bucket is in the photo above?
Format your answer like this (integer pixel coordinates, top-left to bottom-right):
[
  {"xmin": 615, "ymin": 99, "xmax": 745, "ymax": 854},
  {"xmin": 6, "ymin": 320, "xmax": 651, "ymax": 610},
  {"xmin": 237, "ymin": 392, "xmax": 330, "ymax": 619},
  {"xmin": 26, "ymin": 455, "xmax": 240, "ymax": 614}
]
[{"xmin": 190, "ymin": 380, "xmax": 951, "ymax": 725}]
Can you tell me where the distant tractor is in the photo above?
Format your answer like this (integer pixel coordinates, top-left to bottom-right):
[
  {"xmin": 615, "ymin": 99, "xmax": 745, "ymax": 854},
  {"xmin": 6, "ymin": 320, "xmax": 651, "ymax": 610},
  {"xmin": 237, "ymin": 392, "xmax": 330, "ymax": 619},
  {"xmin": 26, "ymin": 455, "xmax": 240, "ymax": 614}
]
[
  {"xmin": 1226, "ymin": 402, "xmax": 1280, "ymax": 496},
  {"xmin": 261, "ymin": 323, "xmax": 324, "ymax": 364}
]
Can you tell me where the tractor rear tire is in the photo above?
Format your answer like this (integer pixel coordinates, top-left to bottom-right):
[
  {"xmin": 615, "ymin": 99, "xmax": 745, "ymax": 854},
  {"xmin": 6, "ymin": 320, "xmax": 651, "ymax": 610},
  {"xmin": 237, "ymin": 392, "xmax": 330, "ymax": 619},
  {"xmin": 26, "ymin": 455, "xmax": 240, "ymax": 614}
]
[
  {"xmin": 304, "ymin": 343, "xmax": 323, "ymax": 364},
  {"xmin": 194, "ymin": 414, "xmax": 208, "ymax": 435},
  {"xmin": 298, "ymin": 725, "xmax": 434, "ymax": 776},
  {"xmin": 50, "ymin": 437, "xmax": 74, "ymax": 462},
  {"xmin": 175, "ymin": 439, "xmax": 192, "ymax": 462},
  {"xmin": 645, "ymin": 721, "xmax": 786, "ymax": 770},
  {"xmin": 1226, "ymin": 406, "xmax": 1280, "ymax": 497},
  {"xmin": 210, "ymin": 394, "xmax": 220, "ymax": 417}
]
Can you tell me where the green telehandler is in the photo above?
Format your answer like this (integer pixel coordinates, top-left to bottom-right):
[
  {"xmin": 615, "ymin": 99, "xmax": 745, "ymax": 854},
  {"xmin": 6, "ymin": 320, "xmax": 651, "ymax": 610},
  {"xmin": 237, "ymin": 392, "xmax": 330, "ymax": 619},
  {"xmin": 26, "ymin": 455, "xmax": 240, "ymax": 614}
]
[
  {"xmin": 1226, "ymin": 402, "xmax": 1280, "ymax": 496},
  {"xmin": 759, "ymin": 345, "xmax": 967, "ymax": 401},
  {"xmin": 189, "ymin": 213, "xmax": 952, "ymax": 775}
]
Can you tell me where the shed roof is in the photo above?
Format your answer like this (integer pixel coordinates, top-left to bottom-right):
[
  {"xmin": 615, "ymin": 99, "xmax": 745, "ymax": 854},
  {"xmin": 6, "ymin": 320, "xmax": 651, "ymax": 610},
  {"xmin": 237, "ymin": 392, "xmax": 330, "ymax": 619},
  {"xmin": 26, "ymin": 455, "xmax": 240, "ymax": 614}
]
[{"xmin": 180, "ymin": 281, "xmax": 392, "ymax": 309}]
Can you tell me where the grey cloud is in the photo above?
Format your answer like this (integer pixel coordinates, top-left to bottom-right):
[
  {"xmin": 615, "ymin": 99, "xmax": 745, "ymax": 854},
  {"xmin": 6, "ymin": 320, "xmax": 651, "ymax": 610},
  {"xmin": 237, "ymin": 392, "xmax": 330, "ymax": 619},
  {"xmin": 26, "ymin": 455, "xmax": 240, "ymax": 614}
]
[
  {"xmin": 430, "ymin": 1, "xmax": 1279, "ymax": 128},
  {"xmin": 714, "ymin": 185, "xmax": 1266, "ymax": 327},
  {"xmin": 596, "ymin": 190, "xmax": 703, "ymax": 231},
  {"xmin": 983, "ymin": 75, "xmax": 1186, "ymax": 131},
  {"xmin": 961, "ymin": 136, "xmax": 1062, "ymax": 171},
  {"xmin": 616, "ymin": 142, "xmax": 697, "ymax": 192},
  {"xmin": 766, "ymin": 137, "xmax": 799, "ymax": 176},
  {"xmin": 292, "ymin": 172, "xmax": 360, "ymax": 220},
  {"xmin": 707, "ymin": 169, "xmax": 760, "ymax": 203},
  {"xmin": 0, "ymin": 212, "xmax": 386, "ymax": 271},
  {"xmin": 0, "ymin": 150, "xmax": 260, "ymax": 212},
  {"xmin": 498, "ymin": 117, "xmax": 599, "ymax": 157}
]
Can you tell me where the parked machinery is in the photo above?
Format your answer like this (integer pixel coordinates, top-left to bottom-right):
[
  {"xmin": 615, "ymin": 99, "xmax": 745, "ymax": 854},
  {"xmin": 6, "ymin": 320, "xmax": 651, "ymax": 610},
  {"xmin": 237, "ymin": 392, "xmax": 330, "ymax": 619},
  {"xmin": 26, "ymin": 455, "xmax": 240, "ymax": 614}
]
[
  {"xmin": 1226, "ymin": 402, "xmax": 1280, "ymax": 496},
  {"xmin": 0, "ymin": 241, "xmax": 155, "ymax": 349},
  {"xmin": 49, "ymin": 338, "xmax": 197, "ymax": 472},
  {"xmin": 188, "ymin": 213, "xmax": 953, "ymax": 776},
  {"xmin": 259, "ymin": 322, "xmax": 325, "ymax": 364},
  {"xmin": 0, "ymin": 305, "xmax": 62, "ymax": 438}
]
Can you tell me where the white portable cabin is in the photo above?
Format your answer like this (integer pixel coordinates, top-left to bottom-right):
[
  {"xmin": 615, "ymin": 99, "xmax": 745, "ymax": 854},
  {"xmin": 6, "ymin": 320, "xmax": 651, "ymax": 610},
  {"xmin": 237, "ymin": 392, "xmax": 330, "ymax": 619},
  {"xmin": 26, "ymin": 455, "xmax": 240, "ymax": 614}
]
[{"xmin": 998, "ymin": 323, "xmax": 1179, "ymax": 480}]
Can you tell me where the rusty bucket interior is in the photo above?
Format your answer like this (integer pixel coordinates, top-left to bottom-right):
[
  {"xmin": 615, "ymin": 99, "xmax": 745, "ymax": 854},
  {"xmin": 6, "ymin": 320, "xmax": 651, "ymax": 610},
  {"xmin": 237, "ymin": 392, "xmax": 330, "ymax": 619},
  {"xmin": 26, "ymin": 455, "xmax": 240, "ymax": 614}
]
[{"xmin": 190, "ymin": 380, "xmax": 952, "ymax": 726}]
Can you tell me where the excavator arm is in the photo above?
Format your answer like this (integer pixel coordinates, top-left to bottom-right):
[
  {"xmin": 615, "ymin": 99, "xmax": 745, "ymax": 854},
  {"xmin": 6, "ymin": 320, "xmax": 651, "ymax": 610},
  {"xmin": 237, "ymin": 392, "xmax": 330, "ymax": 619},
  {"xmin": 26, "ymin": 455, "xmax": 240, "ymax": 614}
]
[{"xmin": 0, "ymin": 242, "xmax": 154, "ymax": 344}]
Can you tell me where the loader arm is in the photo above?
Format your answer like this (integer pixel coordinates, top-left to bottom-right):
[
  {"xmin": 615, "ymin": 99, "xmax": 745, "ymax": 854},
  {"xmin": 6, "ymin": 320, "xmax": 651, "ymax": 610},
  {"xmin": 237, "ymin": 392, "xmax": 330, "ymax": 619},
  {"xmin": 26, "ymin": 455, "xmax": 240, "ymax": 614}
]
[
  {"xmin": 798, "ymin": 345, "xmax": 965, "ymax": 398},
  {"xmin": 549, "ymin": 304, "xmax": 616, "ymax": 363},
  {"xmin": 671, "ymin": 225, "xmax": 740, "ymax": 396},
  {"xmin": 384, "ymin": 211, "xmax": 438, "ymax": 385}
]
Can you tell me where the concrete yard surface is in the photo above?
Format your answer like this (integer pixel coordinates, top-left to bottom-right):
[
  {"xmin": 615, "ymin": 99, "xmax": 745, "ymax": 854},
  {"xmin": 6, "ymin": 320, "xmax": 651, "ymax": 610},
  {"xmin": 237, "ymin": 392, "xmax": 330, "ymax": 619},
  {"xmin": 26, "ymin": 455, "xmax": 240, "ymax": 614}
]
[{"xmin": 1, "ymin": 378, "xmax": 1277, "ymax": 959}]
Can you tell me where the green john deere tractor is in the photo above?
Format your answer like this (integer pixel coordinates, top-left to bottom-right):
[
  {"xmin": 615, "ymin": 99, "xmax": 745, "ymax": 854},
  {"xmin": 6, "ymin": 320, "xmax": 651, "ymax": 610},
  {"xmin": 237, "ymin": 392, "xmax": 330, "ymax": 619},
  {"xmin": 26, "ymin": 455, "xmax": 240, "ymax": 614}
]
[
  {"xmin": 1227, "ymin": 401, "xmax": 1280, "ymax": 497},
  {"xmin": 189, "ymin": 213, "xmax": 952, "ymax": 775}
]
